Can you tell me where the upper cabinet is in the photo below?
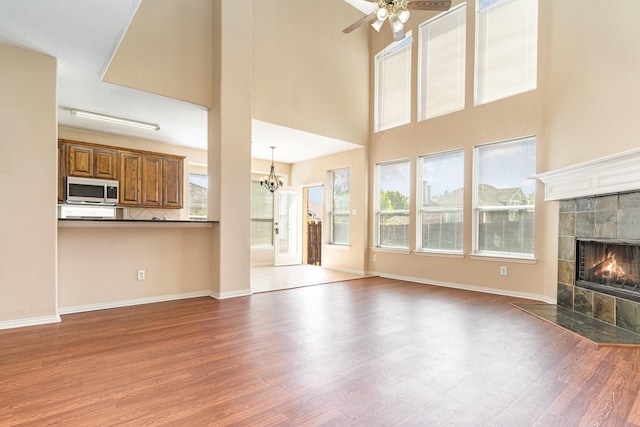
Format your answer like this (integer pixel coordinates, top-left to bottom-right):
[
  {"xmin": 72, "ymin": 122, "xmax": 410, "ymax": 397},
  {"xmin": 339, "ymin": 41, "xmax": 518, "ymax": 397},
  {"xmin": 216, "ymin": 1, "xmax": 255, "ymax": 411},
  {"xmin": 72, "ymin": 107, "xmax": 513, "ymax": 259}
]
[{"xmin": 59, "ymin": 139, "xmax": 185, "ymax": 209}]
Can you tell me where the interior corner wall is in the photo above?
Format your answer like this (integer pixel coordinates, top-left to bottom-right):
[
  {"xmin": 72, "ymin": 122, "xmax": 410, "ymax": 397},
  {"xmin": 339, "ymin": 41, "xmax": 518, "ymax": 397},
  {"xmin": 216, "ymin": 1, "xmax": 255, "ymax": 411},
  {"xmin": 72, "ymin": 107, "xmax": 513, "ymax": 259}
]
[
  {"xmin": 0, "ymin": 44, "xmax": 58, "ymax": 324},
  {"xmin": 291, "ymin": 148, "xmax": 368, "ymax": 274}
]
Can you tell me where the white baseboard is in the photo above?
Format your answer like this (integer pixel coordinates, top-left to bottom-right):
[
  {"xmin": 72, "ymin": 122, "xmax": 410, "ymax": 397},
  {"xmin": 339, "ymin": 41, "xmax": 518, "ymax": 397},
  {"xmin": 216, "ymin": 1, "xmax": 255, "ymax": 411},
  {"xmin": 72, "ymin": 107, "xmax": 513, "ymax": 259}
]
[
  {"xmin": 58, "ymin": 291, "xmax": 215, "ymax": 315},
  {"xmin": 368, "ymin": 271, "xmax": 556, "ymax": 304},
  {"xmin": 0, "ymin": 314, "xmax": 61, "ymax": 330},
  {"xmin": 210, "ymin": 288, "xmax": 253, "ymax": 300}
]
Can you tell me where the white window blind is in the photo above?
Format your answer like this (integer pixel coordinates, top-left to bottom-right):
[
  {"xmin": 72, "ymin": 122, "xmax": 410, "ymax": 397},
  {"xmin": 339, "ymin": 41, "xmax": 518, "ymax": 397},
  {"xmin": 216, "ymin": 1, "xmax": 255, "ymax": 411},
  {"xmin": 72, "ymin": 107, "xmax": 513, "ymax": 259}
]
[
  {"xmin": 251, "ymin": 180, "xmax": 274, "ymax": 247},
  {"xmin": 475, "ymin": 0, "xmax": 538, "ymax": 105},
  {"xmin": 418, "ymin": 4, "xmax": 466, "ymax": 120},
  {"xmin": 418, "ymin": 150, "xmax": 464, "ymax": 252},
  {"xmin": 374, "ymin": 35, "xmax": 412, "ymax": 132},
  {"xmin": 375, "ymin": 160, "xmax": 411, "ymax": 249},
  {"xmin": 329, "ymin": 168, "xmax": 350, "ymax": 245},
  {"xmin": 474, "ymin": 137, "xmax": 536, "ymax": 257}
]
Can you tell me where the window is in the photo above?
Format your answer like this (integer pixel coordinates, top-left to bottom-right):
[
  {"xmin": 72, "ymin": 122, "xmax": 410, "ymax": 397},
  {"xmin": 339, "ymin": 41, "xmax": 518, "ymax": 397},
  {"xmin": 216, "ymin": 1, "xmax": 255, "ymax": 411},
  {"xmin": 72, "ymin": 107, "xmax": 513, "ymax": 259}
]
[
  {"xmin": 474, "ymin": 137, "xmax": 536, "ymax": 257},
  {"xmin": 418, "ymin": 4, "xmax": 466, "ymax": 120},
  {"xmin": 251, "ymin": 180, "xmax": 274, "ymax": 247},
  {"xmin": 475, "ymin": 0, "xmax": 538, "ymax": 105},
  {"xmin": 329, "ymin": 168, "xmax": 350, "ymax": 245},
  {"xmin": 418, "ymin": 150, "xmax": 464, "ymax": 252},
  {"xmin": 374, "ymin": 34, "xmax": 412, "ymax": 132},
  {"xmin": 188, "ymin": 173, "xmax": 208, "ymax": 220},
  {"xmin": 375, "ymin": 160, "xmax": 411, "ymax": 249}
]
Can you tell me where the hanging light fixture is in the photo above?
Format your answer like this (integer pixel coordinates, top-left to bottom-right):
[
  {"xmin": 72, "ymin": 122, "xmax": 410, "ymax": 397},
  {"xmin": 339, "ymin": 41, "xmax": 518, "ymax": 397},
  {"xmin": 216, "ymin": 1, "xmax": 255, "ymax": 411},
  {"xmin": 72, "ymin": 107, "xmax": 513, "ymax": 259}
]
[
  {"xmin": 371, "ymin": 0, "xmax": 410, "ymax": 42},
  {"xmin": 260, "ymin": 146, "xmax": 284, "ymax": 193}
]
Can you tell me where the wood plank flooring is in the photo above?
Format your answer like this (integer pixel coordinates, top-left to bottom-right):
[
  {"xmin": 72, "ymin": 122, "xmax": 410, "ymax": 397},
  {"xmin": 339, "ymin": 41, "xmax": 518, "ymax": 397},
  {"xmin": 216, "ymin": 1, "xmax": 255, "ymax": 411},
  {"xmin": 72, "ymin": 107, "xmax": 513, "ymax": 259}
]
[{"xmin": 2, "ymin": 277, "xmax": 640, "ymax": 426}]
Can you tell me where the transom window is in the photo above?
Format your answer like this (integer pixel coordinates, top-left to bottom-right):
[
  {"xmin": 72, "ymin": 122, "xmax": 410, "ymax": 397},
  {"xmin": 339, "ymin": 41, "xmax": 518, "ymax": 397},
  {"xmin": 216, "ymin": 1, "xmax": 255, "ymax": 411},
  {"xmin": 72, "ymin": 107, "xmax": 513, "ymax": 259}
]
[
  {"xmin": 374, "ymin": 34, "xmax": 412, "ymax": 132},
  {"xmin": 418, "ymin": 4, "xmax": 466, "ymax": 121},
  {"xmin": 475, "ymin": 0, "xmax": 538, "ymax": 105}
]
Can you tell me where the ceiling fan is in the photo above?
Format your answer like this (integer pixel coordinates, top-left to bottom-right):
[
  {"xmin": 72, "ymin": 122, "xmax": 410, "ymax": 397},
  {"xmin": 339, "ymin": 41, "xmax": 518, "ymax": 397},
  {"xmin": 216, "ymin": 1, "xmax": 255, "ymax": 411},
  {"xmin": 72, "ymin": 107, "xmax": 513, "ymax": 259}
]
[{"xmin": 343, "ymin": 0, "xmax": 452, "ymax": 41}]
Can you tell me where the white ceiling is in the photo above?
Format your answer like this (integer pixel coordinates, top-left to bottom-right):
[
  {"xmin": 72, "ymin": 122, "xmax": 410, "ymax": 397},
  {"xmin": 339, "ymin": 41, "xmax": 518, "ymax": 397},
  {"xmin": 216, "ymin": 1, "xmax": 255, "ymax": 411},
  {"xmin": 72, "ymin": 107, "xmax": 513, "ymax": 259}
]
[{"xmin": 0, "ymin": 0, "xmax": 363, "ymax": 163}]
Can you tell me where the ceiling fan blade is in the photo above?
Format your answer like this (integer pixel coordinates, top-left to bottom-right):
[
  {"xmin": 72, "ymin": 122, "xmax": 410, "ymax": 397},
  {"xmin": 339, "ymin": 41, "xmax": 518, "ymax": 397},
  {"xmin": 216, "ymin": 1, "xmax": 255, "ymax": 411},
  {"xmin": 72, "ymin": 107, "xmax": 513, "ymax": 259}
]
[
  {"xmin": 342, "ymin": 11, "xmax": 377, "ymax": 34},
  {"xmin": 407, "ymin": 0, "xmax": 452, "ymax": 11}
]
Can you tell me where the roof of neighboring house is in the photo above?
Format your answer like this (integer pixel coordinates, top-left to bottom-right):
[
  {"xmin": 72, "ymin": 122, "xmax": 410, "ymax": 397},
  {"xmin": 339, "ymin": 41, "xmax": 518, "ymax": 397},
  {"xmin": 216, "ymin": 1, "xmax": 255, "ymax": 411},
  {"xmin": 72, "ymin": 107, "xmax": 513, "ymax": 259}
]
[{"xmin": 426, "ymin": 184, "xmax": 526, "ymax": 207}]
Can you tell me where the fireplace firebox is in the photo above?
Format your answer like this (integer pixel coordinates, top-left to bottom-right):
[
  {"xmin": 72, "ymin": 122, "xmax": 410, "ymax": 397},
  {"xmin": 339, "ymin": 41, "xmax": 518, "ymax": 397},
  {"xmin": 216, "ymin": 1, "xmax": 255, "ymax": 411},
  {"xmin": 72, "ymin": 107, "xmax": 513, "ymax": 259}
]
[{"xmin": 576, "ymin": 239, "xmax": 640, "ymax": 303}]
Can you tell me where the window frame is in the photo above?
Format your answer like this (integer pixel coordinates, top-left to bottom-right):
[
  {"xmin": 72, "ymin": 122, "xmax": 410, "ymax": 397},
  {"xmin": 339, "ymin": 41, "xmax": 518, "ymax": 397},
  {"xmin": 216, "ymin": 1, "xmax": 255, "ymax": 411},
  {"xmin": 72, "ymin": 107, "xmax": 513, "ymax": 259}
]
[
  {"xmin": 375, "ymin": 159, "xmax": 412, "ymax": 250},
  {"xmin": 328, "ymin": 168, "xmax": 350, "ymax": 246},
  {"xmin": 250, "ymin": 179, "xmax": 275, "ymax": 248},
  {"xmin": 418, "ymin": 3, "xmax": 467, "ymax": 121},
  {"xmin": 474, "ymin": 0, "xmax": 538, "ymax": 106},
  {"xmin": 417, "ymin": 149, "xmax": 465, "ymax": 254},
  {"xmin": 472, "ymin": 136, "xmax": 536, "ymax": 259},
  {"xmin": 374, "ymin": 33, "xmax": 413, "ymax": 132},
  {"xmin": 188, "ymin": 172, "xmax": 208, "ymax": 221}
]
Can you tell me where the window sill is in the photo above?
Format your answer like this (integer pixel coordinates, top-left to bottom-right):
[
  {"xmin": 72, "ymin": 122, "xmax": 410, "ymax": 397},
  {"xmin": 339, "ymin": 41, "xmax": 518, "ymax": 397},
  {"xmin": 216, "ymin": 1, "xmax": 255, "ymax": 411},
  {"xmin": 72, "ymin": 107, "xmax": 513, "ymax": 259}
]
[
  {"xmin": 414, "ymin": 250, "xmax": 465, "ymax": 259},
  {"xmin": 469, "ymin": 254, "xmax": 537, "ymax": 264},
  {"xmin": 371, "ymin": 247, "xmax": 411, "ymax": 255},
  {"xmin": 251, "ymin": 246, "xmax": 274, "ymax": 251}
]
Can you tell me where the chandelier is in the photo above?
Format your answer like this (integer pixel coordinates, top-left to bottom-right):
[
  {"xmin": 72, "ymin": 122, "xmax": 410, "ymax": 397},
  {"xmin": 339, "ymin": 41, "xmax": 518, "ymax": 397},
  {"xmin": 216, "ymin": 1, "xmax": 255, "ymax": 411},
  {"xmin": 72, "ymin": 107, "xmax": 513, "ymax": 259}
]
[
  {"xmin": 372, "ymin": 0, "xmax": 411, "ymax": 42},
  {"xmin": 260, "ymin": 146, "xmax": 284, "ymax": 193}
]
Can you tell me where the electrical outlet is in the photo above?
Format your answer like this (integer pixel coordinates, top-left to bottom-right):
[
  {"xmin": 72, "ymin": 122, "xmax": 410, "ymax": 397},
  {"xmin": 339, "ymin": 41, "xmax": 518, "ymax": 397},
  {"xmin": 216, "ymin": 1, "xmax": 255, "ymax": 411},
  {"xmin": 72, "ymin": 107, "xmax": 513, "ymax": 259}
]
[
  {"xmin": 500, "ymin": 266, "xmax": 508, "ymax": 276},
  {"xmin": 137, "ymin": 269, "xmax": 146, "ymax": 281},
  {"xmin": 373, "ymin": 254, "xmax": 377, "ymax": 262}
]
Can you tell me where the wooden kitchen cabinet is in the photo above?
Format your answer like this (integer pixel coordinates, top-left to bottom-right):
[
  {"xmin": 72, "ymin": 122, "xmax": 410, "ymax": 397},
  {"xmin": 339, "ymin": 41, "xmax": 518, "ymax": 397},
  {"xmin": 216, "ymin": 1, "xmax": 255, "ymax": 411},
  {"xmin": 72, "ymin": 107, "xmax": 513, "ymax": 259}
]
[
  {"xmin": 119, "ymin": 151, "xmax": 143, "ymax": 206},
  {"xmin": 64, "ymin": 142, "xmax": 118, "ymax": 180},
  {"xmin": 162, "ymin": 156, "xmax": 183, "ymax": 208},
  {"xmin": 141, "ymin": 154, "xmax": 162, "ymax": 207},
  {"xmin": 59, "ymin": 139, "xmax": 184, "ymax": 209},
  {"xmin": 67, "ymin": 143, "xmax": 94, "ymax": 177}
]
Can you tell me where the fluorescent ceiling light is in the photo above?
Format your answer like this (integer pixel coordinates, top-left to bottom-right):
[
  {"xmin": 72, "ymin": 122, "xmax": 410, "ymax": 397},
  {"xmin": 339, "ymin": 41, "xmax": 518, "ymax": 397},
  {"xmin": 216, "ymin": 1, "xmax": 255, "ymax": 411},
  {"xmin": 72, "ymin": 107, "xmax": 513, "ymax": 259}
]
[{"xmin": 70, "ymin": 109, "xmax": 160, "ymax": 131}]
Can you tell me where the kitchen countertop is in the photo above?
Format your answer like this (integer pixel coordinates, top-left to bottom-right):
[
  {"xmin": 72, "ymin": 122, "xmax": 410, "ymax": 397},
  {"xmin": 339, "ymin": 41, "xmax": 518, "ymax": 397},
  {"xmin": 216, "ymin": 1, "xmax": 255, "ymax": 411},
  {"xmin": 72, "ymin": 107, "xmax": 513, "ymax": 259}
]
[{"xmin": 58, "ymin": 218, "xmax": 219, "ymax": 228}]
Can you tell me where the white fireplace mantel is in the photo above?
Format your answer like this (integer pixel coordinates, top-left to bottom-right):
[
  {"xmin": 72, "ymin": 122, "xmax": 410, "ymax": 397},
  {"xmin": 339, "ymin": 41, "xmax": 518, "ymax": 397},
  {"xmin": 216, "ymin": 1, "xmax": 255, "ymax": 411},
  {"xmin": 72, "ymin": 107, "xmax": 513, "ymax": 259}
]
[{"xmin": 535, "ymin": 148, "xmax": 640, "ymax": 201}]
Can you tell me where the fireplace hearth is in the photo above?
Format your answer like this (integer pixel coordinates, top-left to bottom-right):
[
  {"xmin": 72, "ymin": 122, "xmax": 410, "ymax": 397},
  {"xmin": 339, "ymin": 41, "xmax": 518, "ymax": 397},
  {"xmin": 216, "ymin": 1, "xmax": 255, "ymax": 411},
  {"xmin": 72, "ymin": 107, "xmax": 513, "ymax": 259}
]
[{"xmin": 576, "ymin": 239, "xmax": 640, "ymax": 303}]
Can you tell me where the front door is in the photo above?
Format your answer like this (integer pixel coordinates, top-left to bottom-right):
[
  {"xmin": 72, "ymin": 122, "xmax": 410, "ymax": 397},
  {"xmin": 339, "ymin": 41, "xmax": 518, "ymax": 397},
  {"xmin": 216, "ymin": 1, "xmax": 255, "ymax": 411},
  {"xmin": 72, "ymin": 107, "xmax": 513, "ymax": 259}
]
[{"xmin": 274, "ymin": 187, "xmax": 303, "ymax": 266}]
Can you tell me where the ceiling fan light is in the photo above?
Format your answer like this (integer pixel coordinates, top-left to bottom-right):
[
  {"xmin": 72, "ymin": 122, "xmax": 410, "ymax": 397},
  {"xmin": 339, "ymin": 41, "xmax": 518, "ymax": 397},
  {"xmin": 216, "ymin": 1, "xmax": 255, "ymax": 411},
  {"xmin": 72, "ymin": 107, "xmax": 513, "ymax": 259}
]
[
  {"xmin": 398, "ymin": 9, "xmax": 410, "ymax": 24},
  {"xmin": 376, "ymin": 7, "xmax": 389, "ymax": 21},
  {"xmin": 371, "ymin": 19, "xmax": 384, "ymax": 32},
  {"xmin": 393, "ymin": 29, "xmax": 406, "ymax": 42},
  {"xmin": 391, "ymin": 19, "xmax": 404, "ymax": 34}
]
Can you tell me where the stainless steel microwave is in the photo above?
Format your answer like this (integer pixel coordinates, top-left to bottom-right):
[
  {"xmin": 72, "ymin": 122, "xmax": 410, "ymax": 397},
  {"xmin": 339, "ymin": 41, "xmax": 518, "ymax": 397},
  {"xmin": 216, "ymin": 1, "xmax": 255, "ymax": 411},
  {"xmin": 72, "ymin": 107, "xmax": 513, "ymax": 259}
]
[{"xmin": 66, "ymin": 177, "xmax": 119, "ymax": 205}]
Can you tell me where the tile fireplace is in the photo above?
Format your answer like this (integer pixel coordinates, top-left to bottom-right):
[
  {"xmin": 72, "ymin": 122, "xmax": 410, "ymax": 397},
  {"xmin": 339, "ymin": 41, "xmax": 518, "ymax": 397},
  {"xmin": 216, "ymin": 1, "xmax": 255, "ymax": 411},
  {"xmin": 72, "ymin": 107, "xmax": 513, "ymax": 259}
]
[{"xmin": 536, "ymin": 148, "xmax": 640, "ymax": 336}]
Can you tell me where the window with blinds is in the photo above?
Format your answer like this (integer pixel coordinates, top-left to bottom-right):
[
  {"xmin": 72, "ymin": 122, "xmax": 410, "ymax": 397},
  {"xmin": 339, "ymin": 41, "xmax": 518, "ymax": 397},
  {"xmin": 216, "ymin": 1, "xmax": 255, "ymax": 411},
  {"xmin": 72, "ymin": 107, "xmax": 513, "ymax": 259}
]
[
  {"xmin": 375, "ymin": 159, "xmax": 411, "ymax": 249},
  {"xmin": 475, "ymin": 0, "xmax": 538, "ymax": 105},
  {"xmin": 329, "ymin": 168, "xmax": 350, "ymax": 245},
  {"xmin": 374, "ymin": 34, "xmax": 412, "ymax": 132},
  {"xmin": 417, "ymin": 150, "xmax": 464, "ymax": 253},
  {"xmin": 250, "ymin": 180, "xmax": 274, "ymax": 247},
  {"xmin": 473, "ymin": 137, "xmax": 536, "ymax": 257},
  {"xmin": 418, "ymin": 4, "xmax": 466, "ymax": 121}
]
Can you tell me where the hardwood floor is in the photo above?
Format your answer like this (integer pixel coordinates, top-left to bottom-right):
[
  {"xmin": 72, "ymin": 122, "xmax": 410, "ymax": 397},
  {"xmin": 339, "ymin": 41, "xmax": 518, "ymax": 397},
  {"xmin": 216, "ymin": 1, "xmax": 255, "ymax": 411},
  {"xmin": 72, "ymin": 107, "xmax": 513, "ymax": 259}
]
[{"xmin": 2, "ymin": 277, "xmax": 640, "ymax": 426}]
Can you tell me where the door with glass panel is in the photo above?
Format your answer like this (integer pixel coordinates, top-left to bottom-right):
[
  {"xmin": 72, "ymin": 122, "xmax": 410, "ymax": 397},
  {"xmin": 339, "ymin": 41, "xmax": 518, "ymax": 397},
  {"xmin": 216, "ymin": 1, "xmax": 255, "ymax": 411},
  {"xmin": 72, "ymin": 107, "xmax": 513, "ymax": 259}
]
[{"xmin": 274, "ymin": 187, "xmax": 303, "ymax": 266}]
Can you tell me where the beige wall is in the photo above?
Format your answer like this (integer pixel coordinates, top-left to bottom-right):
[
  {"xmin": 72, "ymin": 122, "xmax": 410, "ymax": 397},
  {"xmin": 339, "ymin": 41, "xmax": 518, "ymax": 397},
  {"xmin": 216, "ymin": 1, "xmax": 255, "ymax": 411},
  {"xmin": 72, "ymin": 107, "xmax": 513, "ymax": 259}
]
[
  {"xmin": 0, "ymin": 44, "xmax": 58, "ymax": 324},
  {"xmin": 103, "ymin": 0, "xmax": 213, "ymax": 107},
  {"xmin": 366, "ymin": 1, "xmax": 550, "ymax": 300},
  {"xmin": 58, "ymin": 225, "xmax": 213, "ymax": 310},
  {"xmin": 253, "ymin": 0, "xmax": 370, "ymax": 146},
  {"xmin": 292, "ymin": 148, "xmax": 368, "ymax": 273},
  {"xmin": 544, "ymin": 0, "xmax": 640, "ymax": 168}
]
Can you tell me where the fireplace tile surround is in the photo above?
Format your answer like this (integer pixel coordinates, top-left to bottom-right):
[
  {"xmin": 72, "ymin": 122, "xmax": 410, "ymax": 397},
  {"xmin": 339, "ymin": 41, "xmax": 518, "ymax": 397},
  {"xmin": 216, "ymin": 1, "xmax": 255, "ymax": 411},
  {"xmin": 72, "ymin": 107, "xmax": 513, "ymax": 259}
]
[{"xmin": 557, "ymin": 193, "xmax": 640, "ymax": 334}]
